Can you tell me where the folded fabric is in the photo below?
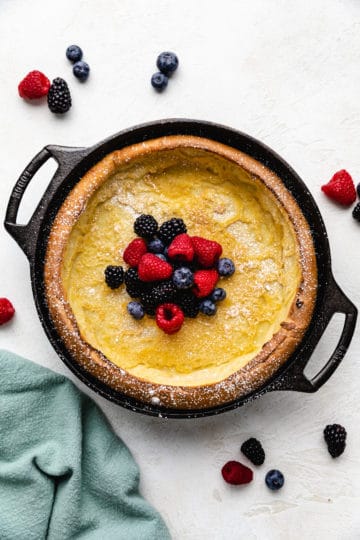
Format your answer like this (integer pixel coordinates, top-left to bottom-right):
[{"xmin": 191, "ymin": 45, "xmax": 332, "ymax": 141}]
[{"xmin": 0, "ymin": 349, "xmax": 170, "ymax": 540}]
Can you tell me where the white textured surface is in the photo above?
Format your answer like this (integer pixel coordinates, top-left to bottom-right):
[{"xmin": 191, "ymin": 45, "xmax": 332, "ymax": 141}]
[{"xmin": 1, "ymin": 1, "xmax": 360, "ymax": 538}]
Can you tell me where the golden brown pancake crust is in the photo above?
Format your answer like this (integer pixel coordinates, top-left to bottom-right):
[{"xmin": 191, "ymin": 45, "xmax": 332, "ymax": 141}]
[{"xmin": 44, "ymin": 136, "xmax": 317, "ymax": 410}]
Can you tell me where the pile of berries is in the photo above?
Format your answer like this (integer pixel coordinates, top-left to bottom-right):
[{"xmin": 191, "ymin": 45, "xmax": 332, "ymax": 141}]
[
  {"xmin": 104, "ymin": 214, "xmax": 235, "ymax": 334},
  {"xmin": 221, "ymin": 437, "xmax": 285, "ymax": 490},
  {"xmin": 221, "ymin": 424, "xmax": 347, "ymax": 491},
  {"xmin": 18, "ymin": 44, "xmax": 89, "ymax": 114},
  {"xmin": 151, "ymin": 51, "xmax": 179, "ymax": 92},
  {"xmin": 321, "ymin": 169, "xmax": 360, "ymax": 221}
]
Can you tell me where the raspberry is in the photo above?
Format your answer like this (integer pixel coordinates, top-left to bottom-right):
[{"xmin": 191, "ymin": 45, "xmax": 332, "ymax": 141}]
[
  {"xmin": 176, "ymin": 291, "xmax": 200, "ymax": 318},
  {"xmin": 191, "ymin": 236, "xmax": 222, "ymax": 268},
  {"xmin": 241, "ymin": 438, "xmax": 265, "ymax": 466},
  {"xmin": 138, "ymin": 253, "xmax": 173, "ymax": 282},
  {"xmin": 158, "ymin": 218, "xmax": 187, "ymax": 245},
  {"xmin": 167, "ymin": 233, "xmax": 194, "ymax": 263},
  {"xmin": 18, "ymin": 70, "xmax": 50, "ymax": 99},
  {"xmin": 192, "ymin": 269, "xmax": 219, "ymax": 298},
  {"xmin": 124, "ymin": 268, "xmax": 146, "ymax": 298},
  {"xmin": 352, "ymin": 202, "xmax": 360, "ymax": 222},
  {"xmin": 155, "ymin": 303, "xmax": 184, "ymax": 334},
  {"xmin": 134, "ymin": 215, "xmax": 158, "ymax": 239},
  {"xmin": 47, "ymin": 78, "xmax": 72, "ymax": 114},
  {"xmin": 123, "ymin": 238, "xmax": 147, "ymax": 267},
  {"xmin": 321, "ymin": 170, "xmax": 356, "ymax": 206},
  {"xmin": 104, "ymin": 265, "xmax": 124, "ymax": 289},
  {"xmin": 221, "ymin": 461, "xmax": 253, "ymax": 485},
  {"xmin": 324, "ymin": 424, "xmax": 347, "ymax": 458},
  {"xmin": 0, "ymin": 298, "xmax": 15, "ymax": 325}
]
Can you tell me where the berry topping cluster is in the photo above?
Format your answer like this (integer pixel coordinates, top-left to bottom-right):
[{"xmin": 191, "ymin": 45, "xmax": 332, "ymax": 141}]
[{"xmin": 104, "ymin": 214, "xmax": 235, "ymax": 334}]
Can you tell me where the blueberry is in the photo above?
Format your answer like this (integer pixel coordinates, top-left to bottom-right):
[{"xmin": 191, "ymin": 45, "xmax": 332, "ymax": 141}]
[
  {"xmin": 151, "ymin": 72, "xmax": 168, "ymax": 91},
  {"xmin": 156, "ymin": 52, "xmax": 179, "ymax": 75},
  {"xmin": 148, "ymin": 238, "xmax": 165, "ymax": 253},
  {"xmin": 199, "ymin": 299, "xmax": 217, "ymax": 316},
  {"xmin": 218, "ymin": 258, "xmax": 235, "ymax": 277},
  {"xmin": 155, "ymin": 253, "xmax": 167, "ymax": 261},
  {"xmin": 127, "ymin": 301, "xmax": 145, "ymax": 320},
  {"xmin": 172, "ymin": 267, "xmax": 193, "ymax": 289},
  {"xmin": 211, "ymin": 288, "xmax": 226, "ymax": 302},
  {"xmin": 66, "ymin": 45, "xmax": 83, "ymax": 63},
  {"xmin": 265, "ymin": 470, "xmax": 284, "ymax": 491},
  {"xmin": 73, "ymin": 61, "xmax": 90, "ymax": 81}
]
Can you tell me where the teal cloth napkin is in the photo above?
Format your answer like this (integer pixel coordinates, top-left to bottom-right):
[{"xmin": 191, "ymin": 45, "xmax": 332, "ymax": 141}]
[{"xmin": 0, "ymin": 349, "xmax": 170, "ymax": 540}]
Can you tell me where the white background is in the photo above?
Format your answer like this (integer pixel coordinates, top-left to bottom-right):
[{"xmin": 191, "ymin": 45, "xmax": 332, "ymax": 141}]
[{"xmin": 1, "ymin": 1, "xmax": 360, "ymax": 538}]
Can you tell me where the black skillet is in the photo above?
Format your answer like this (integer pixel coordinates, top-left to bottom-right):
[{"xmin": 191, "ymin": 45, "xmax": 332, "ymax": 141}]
[{"xmin": 4, "ymin": 119, "xmax": 357, "ymax": 418}]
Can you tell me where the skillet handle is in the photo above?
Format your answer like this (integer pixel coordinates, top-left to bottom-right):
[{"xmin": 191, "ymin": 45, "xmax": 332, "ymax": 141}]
[
  {"xmin": 270, "ymin": 276, "xmax": 357, "ymax": 393},
  {"xmin": 4, "ymin": 145, "xmax": 89, "ymax": 261}
]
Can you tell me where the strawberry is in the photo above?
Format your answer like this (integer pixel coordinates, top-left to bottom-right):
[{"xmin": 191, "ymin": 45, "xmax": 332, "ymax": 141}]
[
  {"xmin": 191, "ymin": 236, "xmax": 222, "ymax": 268},
  {"xmin": 18, "ymin": 70, "xmax": 51, "ymax": 99},
  {"xmin": 0, "ymin": 298, "xmax": 15, "ymax": 325},
  {"xmin": 155, "ymin": 303, "xmax": 184, "ymax": 334},
  {"xmin": 167, "ymin": 233, "xmax": 194, "ymax": 262},
  {"xmin": 221, "ymin": 461, "xmax": 253, "ymax": 485},
  {"xmin": 123, "ymin": 238, "xmax": 147, "ymax": 267},
  {"xmin": 192, "ymin": 269, "xmax": 219, "ymax": 298},
  {"xmin": 321, "ymin": 169, "xmax": 356, "ymax": 206},
  {"xmin": 138, "ymin": 253, "xmax": 173, "ymax": 282}
]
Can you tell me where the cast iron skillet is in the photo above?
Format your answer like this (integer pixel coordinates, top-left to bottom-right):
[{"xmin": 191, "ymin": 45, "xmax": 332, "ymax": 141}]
[{"xmin": 4, "ymin": 119, "xmax": 357, "ymax": 418}]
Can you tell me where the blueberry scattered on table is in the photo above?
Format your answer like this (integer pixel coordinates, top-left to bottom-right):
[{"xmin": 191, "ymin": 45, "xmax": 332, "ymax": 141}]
[
  {"xmin": 156, "ymin": 51, "xmax": 179, "ymax": 75},
  {"xmin": 66, "ymin": 45, "xmax": 83, "ymax": 63},
  {"xmin": 265, "ymin": 469, "xmax": 284, "ymax": 491},
  {"xmin": 151, "ymin": 72, "xmax": 168, "ymax": 91},
  {"xmin": 73, "ymin": 61, "xmax": 90, "ymax": 81}
]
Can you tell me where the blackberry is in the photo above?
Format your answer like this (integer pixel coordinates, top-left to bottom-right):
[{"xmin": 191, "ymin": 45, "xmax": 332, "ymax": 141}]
[
  {"xmin": 47, "ymin": 78, "xmax": 72, "ymax": 114},
  {"xmin": 324, "ymin": 424, "xmax": 347, "ymax": 458},
  {"xmin": 241, "ymin": 438, "xmax": 265, "ymax": 466},
  {"xmin": 158, "ymin": 218, "xmax": 187, "ymax": 245},
  {"xmin": 104, "ymin": 265, "xmax": 124, "ymax": 289},
  {"xmin": 150, "ymin": 280, "xmax": 177, "ymax": 305},
  {"xmin": 124, "ymin": 268, "xmax": 145, "ymax": 298},
  {"xmin": 352, "ymin": 202, "xmax": 360, "ymax": 222},
  {"xmin": 134, "ymin": 214, "xmax": 158, "ymax": 239},
  {"xmin": 139, "ymin": 291, "xmax": 157, "ymax": 316},
  {"xmin": 177, "ymin": 291, "xmax": 200, "ymax": 318}
]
